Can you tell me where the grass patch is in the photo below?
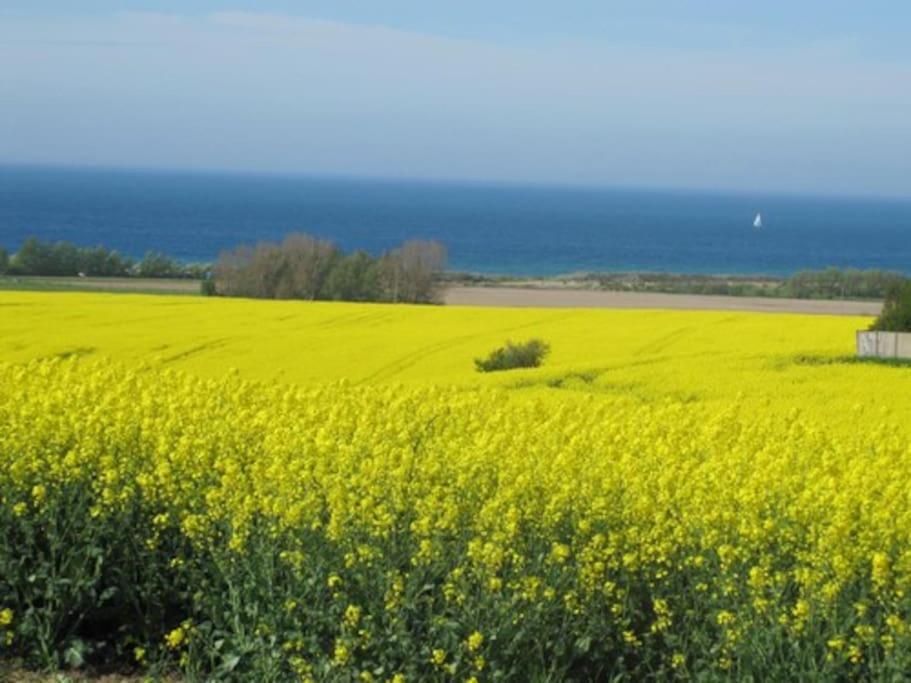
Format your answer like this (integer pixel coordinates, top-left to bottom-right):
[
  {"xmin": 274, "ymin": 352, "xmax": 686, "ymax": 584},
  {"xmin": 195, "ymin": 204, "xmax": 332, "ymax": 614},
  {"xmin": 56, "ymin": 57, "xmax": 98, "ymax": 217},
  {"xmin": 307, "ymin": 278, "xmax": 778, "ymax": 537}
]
[
  {"xmin": 792, "ymin": 353, "xmax": 911, "ymax": 369},
  {"xmin": 0, "ymin": 277, "xmax": 200, "ymax": 296}
]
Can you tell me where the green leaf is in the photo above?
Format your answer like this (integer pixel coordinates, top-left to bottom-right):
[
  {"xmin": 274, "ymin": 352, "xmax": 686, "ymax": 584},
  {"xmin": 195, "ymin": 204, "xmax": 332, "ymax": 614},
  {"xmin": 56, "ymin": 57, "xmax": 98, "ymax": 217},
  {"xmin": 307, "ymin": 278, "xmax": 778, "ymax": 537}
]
[
  {"xmin": 575, "ymin": 635, "xmax": 592, "ymax": 653},
  {"xmin": 63, "ymin": 641, "xmax": 86, "ymax": 668},
  {"xmin": 221, "ymin": 654, "xmax": 241, "ymax": 672}
]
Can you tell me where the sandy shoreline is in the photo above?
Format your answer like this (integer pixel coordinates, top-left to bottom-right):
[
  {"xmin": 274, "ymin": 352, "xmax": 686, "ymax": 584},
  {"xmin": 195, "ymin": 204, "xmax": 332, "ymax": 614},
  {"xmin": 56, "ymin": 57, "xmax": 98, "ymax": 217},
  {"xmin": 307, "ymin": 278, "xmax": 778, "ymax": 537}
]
[{"xmin": 444, "ymin": 286, "xmax": 881, "ymax": 316}]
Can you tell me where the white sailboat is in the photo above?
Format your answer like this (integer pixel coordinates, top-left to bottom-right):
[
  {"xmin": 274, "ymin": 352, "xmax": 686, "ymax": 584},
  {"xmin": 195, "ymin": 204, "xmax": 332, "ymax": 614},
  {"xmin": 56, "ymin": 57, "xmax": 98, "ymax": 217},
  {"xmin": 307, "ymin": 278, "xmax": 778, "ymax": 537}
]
[{"xmin": 753, "ymin": 212, "xmax": 763, "ymax": 230}]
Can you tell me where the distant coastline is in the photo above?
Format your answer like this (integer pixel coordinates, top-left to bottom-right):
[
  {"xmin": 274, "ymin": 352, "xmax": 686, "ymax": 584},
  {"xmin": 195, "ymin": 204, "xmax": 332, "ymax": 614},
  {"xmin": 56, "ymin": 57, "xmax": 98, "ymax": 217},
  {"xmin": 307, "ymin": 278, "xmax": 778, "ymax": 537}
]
[
  {"xmin": 1, "ymin": 237, "xmax": 897, "ymax": 311},
  {"xmin": 5, "ymin": 236, "xmax": 904, "ymax": 304},
  {"xmin": 443, "ymin": 268, "xmax": 902, "ymax": 301}
]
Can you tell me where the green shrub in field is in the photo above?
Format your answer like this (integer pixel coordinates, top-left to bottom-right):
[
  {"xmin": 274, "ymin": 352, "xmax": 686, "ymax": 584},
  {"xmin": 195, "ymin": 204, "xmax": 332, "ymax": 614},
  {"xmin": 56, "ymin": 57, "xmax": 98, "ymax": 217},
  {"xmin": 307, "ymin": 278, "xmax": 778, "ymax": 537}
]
[
  {"xmin": 475, "ymin": 339, "xmax": 550, "ymax": 372},
  {"xmin": 870, "ymin": 281, "xmax": 911, "ymax": 332}
]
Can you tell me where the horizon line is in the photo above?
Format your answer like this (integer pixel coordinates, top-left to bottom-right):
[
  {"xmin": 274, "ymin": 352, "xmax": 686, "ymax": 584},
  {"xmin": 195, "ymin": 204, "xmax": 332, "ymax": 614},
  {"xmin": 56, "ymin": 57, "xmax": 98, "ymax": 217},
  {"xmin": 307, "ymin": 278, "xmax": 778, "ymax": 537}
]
[{"xmin": 3, "ymin": 160, "xmax": 911, "ymax": 204}]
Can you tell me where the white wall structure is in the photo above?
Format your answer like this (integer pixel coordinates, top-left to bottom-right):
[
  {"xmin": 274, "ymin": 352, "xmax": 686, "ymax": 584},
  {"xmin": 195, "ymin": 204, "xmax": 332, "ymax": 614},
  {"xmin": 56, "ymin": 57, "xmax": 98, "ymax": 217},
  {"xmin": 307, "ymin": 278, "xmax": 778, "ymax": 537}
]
[{"xmin": 857, "ymin": 331, "xmax": 911, "ymax": 359}]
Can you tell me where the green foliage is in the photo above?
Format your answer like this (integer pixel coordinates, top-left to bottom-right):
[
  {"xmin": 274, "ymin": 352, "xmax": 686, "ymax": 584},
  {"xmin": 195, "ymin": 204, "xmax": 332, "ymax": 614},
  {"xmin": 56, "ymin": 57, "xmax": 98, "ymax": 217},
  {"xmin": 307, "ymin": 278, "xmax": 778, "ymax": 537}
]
[
  {"xmin": 566, "ymin": 268, "xmax": 909, "ymax": 300},
  {"xmin": 5, "ymin": 480, "xmax": 910, "ymax": 681},
  {"xmin": 784, "ymin": 267, "xmax": 907, "ymax": 300},
  {"xmin": 200, "ymin": 277, "xmax": 217, "ymax": 296},
  {"xmin": 0, "ymin": 485, "xmax": 183, "ymax": 672},
  {"xmin": 215, "ymin": 234, "xmax": 446, "ymax": 304},
  {"xmin": 322, "ymin": 250, "xmax": 381, "ymax": 301},
  {"xmin": 475, "ymin": 338, "xmax": 550, "ymax": 372},
  {"xmin": 10, "ymin": 238, "xmax": 134, "ymax": 277},
  {"xmin": 138, "ymin": 251, "xmax": 180, "ymax": 278},
  {"xmin": 6, "ymin": 238, "xmax": 208, "ymax": 279},
  {"xmin": 870, "ymin": 281, "xmax": 911, "ymax": 332}
]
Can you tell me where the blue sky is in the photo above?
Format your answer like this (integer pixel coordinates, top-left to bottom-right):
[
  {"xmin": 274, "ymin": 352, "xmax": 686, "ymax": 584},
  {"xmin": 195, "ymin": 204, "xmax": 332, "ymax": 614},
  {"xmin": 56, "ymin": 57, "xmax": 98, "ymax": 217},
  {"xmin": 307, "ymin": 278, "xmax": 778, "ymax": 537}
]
[{"xmin": 3, "ymin": 2, "xmax": 911, "ymax": 195}]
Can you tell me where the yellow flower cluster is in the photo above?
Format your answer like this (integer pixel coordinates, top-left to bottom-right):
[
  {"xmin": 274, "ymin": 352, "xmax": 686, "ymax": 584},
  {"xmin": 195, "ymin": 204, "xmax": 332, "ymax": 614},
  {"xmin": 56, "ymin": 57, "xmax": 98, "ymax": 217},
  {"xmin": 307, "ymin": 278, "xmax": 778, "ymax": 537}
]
[
  {"xmin": 1, "ymin": 353, "xmax": 910, "ymax": 675},
  {"xmin": 2, "ymin": 292, "xmax": 911, "ymax": 677},
  {"xmin": 0, "ymin": 607, "xmax": 12, "ymax": 647}
]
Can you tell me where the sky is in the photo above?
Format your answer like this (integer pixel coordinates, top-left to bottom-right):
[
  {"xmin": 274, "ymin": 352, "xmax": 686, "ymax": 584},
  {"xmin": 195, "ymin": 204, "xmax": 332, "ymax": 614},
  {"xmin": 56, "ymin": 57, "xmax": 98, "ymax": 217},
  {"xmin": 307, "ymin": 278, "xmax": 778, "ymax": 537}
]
[{"xmin": 2, "ymin": 1, "xmax": 911, "ymax": 196}]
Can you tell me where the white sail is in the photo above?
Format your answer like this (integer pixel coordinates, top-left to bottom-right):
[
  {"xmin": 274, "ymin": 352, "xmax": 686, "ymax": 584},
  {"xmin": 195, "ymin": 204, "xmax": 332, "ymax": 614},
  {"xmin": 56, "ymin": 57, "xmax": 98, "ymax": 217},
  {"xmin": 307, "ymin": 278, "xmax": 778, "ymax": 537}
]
[{"xmin": 753, "ymin": 212, "xmax": 762, "ymax": 229}]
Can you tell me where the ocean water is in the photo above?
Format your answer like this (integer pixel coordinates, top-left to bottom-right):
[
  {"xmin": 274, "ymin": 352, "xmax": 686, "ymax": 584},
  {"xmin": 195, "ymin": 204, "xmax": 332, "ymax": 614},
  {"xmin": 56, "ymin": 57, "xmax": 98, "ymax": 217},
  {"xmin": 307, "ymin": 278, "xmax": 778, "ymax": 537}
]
[{"xmin": 1, "ymin": 165, "xmax": 910, "ymax": 276}]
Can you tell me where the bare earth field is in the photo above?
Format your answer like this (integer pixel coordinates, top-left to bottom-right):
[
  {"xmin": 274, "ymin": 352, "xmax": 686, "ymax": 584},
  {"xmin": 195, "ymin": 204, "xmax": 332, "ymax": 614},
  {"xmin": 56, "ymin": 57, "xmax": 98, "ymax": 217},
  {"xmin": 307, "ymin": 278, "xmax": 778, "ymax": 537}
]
[
  {"xmin": 444, "ymin": 285, "xmax": 882, "ymax": 315},
  {"xmin": 0, "ymin": 276, "xmax": 882, "ymax": 315}
]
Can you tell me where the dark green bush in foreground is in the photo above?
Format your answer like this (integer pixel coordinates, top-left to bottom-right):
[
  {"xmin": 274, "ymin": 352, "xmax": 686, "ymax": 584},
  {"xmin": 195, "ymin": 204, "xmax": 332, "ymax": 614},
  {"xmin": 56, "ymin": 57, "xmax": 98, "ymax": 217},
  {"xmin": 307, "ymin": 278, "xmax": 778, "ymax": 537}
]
[{"xmin": 475, "ymin": 339, "xmax": 550, "ymax": 372}]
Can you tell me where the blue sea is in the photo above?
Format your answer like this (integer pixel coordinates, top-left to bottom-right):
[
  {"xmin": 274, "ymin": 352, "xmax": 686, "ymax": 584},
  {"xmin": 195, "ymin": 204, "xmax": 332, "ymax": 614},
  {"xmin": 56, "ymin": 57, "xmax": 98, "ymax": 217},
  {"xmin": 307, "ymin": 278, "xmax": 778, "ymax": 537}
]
[{"xmin": 2, "ymin": 165, "xmax": 910, "ymax": 276}]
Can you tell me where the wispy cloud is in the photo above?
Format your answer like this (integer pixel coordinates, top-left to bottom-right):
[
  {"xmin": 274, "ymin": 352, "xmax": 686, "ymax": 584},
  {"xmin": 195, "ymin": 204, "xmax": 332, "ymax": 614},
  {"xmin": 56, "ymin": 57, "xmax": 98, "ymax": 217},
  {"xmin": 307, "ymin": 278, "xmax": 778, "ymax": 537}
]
[{"xmin": 0, "ymin": 10, "xmax": 909, "ymax": 194}]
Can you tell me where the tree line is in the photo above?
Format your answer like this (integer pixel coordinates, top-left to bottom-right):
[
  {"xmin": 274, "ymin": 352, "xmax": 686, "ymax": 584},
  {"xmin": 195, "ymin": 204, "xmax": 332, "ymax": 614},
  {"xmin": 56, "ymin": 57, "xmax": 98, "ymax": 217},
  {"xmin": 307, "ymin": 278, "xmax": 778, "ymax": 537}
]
[
  {"xmin": 213, "ymin": 234, "xmax": 447, "ymax": 303},
  {"xmin": 578, "ymin": 267, "xmax": 909, "ymax": 300},
  {"xmin": 0, "ymin": 238, "xmax": 205, "ymax": 278},
  {"xmin": 0, "ymin": 235, "xmax": 448, "ymax": 304}
]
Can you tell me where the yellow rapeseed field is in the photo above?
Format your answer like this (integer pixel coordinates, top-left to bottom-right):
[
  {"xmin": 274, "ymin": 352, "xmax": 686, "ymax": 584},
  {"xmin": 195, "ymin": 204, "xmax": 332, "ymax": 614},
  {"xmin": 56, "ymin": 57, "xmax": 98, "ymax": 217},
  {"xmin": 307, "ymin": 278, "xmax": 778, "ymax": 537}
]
[
  {"xmin": 1, "ymin": 291, "xmax": 910, "ymax": 680},
  {"xmin": 0, "ymin": 291, "xmax": 898, "ymax": 410}
]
